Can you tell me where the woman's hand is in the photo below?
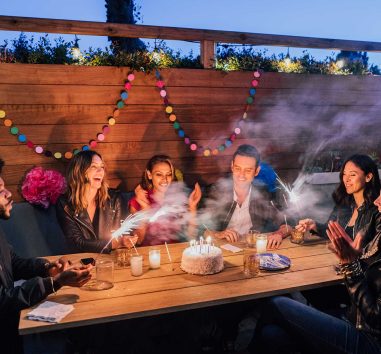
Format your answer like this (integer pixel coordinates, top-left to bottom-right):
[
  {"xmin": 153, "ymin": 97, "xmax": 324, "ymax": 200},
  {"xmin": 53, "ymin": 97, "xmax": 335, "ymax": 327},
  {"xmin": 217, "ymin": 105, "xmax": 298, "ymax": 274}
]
[
  {"xmin": 326, "ymin": 221, "xmax": 362, "ymax": 264},
  {"xmin": 296, "ymin": 218, "xmax": 317, "ymax": 233},
  {"xmin": 134, "ymin": 184, "xmax": 150, "ymax": 210},
  {"xmin": 188, "ymin": 182, "xmax": 202, "ymax": 211}
]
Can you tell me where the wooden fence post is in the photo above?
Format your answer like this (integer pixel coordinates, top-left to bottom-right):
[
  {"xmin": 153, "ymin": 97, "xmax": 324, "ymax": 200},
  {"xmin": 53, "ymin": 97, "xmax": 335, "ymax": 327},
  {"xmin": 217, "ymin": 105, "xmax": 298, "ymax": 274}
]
[{"xmin": 200, "ymin": 40, "xmax": 216, "ymax": 69}]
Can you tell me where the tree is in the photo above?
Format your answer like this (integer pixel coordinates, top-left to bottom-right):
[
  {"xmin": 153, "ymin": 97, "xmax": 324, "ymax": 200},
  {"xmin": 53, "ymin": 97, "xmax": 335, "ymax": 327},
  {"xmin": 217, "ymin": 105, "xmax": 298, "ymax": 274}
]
[{"xmin": 105, "ymin": 0, "xmax": 146, "ymax": 53}]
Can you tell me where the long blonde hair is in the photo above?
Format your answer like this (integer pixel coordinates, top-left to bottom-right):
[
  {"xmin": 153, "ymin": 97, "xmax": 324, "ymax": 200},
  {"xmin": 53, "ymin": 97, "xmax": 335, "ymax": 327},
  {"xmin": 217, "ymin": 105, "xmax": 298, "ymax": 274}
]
[{"xmin": 67, "ymin": 150, "xmax": 109, "ymax": 214}]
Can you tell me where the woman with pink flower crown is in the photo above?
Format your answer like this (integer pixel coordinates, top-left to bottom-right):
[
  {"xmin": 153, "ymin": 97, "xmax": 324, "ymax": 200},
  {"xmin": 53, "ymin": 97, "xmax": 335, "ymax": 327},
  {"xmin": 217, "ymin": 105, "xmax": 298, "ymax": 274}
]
[{"xmin": 56, "ymin": 150, "xmax": 135, "ymax": 253}]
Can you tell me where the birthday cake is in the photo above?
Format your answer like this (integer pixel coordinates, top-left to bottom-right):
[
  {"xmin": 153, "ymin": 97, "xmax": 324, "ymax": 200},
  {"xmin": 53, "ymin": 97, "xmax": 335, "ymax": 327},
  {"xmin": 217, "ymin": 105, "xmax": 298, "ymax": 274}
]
[{"xmin": 181, "ymin": 245, "xmax": 224, "ymax": 275}]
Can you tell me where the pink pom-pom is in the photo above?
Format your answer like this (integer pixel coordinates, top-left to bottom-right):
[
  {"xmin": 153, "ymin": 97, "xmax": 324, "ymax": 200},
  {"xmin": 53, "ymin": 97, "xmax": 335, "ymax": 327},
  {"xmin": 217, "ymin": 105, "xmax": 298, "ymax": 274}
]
[
  {"xmin": 127, "ymin": 73, "xmax": 135, "ymax": 81},
  {"xmin": 21, "ymin": 167, "xmax": 67, "ymax": 208}
]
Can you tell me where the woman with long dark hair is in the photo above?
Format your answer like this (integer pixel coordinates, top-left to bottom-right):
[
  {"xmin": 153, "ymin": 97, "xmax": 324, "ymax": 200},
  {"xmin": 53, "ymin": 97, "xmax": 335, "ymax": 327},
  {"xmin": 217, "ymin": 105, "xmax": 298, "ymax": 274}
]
[
  {"xmin": 129, "ymin": 154, "xmax": 201, "ymax": 246},
  {"xmin": 297, "ymin": 154, "xmax": 381, "ymax": 260},
  {"xmin": 56, "ymin": 150, "xmax": 132, "ymax": 253}
]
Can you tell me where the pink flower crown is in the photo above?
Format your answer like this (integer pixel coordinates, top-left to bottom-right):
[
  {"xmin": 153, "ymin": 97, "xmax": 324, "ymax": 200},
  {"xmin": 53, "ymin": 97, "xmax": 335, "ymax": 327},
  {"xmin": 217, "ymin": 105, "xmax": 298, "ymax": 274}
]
[{"xmin": 21, "ymin": 167, "xmax": 67, "ymax": 208}]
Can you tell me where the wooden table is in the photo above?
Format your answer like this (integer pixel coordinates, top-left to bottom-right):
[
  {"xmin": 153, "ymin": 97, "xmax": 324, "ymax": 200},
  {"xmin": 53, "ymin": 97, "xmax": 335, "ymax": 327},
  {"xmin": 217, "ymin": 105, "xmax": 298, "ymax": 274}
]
[{"xmin": 19, "ymin": 238, "xmax": 341, "ymax": 335}]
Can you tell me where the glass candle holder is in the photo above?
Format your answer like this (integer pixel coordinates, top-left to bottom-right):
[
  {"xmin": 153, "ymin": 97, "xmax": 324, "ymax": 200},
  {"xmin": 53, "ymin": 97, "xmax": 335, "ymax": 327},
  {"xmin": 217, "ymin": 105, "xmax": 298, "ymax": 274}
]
[
  {"xmin": 243, "ymin": 247, "xmax": 260, "ymax": 277},
  {"xmin": 96, "ymin": 260, "xmax": 114, "ymax": 290},
  {"xmin": 149, "ymin": 248, "xmax": 161, "ymax": 269},
  {"xmin": 245, "ymin": 230, "xmax": 260, "ymax": 248},
  {"xmin": 256, "ymin": 234, "xmax": 268, "ymax": 254},
  {"xmin": 130, "ymin": 254, "xmax": 143, "ymax": 276},
  {"xmin": 115, "ymin": 247, "xmax": 130, "ymax": 267},
  {"xmin": 291, "ymin": 228, "xmax": 305, "ymax": 244}
]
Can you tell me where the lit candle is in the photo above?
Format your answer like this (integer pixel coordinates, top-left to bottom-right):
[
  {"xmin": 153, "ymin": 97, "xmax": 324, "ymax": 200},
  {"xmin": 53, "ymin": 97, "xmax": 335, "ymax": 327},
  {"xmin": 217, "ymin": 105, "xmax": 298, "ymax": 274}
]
[
  {"xmin": 149, "ymin": 249, "xmax": 161, "ymax": 269},
  {"xmin": 130, "ymin": 254, "xmax": 143, "ymax": 276},
  {"xmin": 256, "ymin": 234, "xmax": 268, "ymax": 254}
]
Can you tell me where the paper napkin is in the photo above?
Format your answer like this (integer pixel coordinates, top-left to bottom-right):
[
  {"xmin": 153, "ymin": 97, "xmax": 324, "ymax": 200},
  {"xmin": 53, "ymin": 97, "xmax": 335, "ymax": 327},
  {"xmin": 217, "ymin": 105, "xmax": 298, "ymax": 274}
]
[
  {"xmin": 221, "ymin": 244, "xmax": 243, "ymax": 253},
  {"xmin": 27, "ymin": 301, "xmax": 74, "ymax": 323}
]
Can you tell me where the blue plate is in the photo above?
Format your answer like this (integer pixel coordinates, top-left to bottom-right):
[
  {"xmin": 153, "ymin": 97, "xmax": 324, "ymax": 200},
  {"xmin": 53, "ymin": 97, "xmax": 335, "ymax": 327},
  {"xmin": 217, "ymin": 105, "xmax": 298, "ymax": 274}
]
[{"xmin": 259, "ymin": 253, "xmax": 291, "ymax": 271}]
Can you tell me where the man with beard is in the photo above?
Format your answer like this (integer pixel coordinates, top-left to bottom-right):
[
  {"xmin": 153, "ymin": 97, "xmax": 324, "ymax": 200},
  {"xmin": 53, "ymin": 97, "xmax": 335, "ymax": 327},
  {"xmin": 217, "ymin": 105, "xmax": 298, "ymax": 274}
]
[
  {"xmin": 0, "ymin": 159, "xmax": 93, "ymax": 354},
  {"xmin": 203, "ymin": 144, "xmax": 288, "ymax": 248}
]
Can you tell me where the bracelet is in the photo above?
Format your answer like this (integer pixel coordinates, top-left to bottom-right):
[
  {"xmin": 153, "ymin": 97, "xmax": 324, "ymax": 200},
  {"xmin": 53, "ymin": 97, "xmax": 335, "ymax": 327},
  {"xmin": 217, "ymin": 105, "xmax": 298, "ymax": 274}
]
[{"xmin": 50, "ymin": 277, "xmax": 57, "ymax": 295}]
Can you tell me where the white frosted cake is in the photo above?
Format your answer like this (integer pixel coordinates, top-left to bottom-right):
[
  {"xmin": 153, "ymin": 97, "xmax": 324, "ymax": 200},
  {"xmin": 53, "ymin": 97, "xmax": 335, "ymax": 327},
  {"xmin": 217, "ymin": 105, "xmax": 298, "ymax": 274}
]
[{"xmin": 181, "ymin": 245, "xmax": 224, "ymax": 275}]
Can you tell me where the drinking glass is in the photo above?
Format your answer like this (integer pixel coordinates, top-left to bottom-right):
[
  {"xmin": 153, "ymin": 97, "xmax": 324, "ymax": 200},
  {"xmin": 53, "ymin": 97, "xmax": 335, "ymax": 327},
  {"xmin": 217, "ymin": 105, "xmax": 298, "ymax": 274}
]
[
  {"xmin": 243, "ymin": 247, "xmax": 260, "ymax": 277},
  {"xmin": 96, "ymin": 260, "xmax": 114, "ymax": 290}
]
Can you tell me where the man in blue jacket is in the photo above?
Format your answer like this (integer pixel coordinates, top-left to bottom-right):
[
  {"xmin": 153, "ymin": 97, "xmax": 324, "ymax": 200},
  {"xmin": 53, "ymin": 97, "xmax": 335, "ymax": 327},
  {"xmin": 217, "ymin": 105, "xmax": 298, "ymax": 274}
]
[{"xmin": 0, "ymin": 158, "xmax": 92, "ymax": 354}]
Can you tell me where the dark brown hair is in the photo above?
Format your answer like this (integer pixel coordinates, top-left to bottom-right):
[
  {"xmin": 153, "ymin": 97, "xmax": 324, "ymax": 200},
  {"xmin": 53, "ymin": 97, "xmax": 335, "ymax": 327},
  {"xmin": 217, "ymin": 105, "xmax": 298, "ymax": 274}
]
[{"xmin": 141, "ymin": 155, "xmax": 175, "ymax": 190}]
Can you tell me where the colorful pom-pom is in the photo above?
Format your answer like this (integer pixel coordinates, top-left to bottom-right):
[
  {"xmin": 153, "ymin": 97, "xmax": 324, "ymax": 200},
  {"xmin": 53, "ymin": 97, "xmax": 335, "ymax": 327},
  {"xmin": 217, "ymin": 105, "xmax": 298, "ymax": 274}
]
[
  {"xmin": 249, "ymin": 88, "xmax": 256, "ymax": 96},
  {"xmin": 173, "ymin": 122, "xmax": 180, "ymax": 130},
  {"xmin": 35, "ymin": 146, "xmax": 44, "ymax": 154},
  {"xmin": 203, "ymin": 149, "xmax": 211, "ymax": 157},
  {"xmin": 97, "ymin": 133, "xmax": 105, "ymax": 141},
  {"xmin": 127, "ymin": 73, "xmax": 135, "ymax": 81},
  {"xmin": 102, "ymin": 125, "xmax": 110, "ymax": 134},
  {"xmin": 190, "ymin": 143, "xmax": 198, "ymax": 151},
  {"xmin": 165, "ymin": 106, "xmax": 173, "ymax": 114},
  {"xmin": 89, "ymin": 140, "xmax": 97, "ymax": 148},
  {"xmin": 4, "ymin": 119, "xmax": 12, "ymax": 127},
  {"xmin": 82, "ymin": 145, "xmax": 90, "ymax": 151},
  {"xmin": 121, "ymin": 91, "xmax": 128, "ymax": 100},
  {"xmin": 254, "ymin": 71, "xmax": 261, "ymax": 78},
  {"xmin": 117, "ymin": 100, "xmax": 124, "ymax": 109},
  {"xmin": 113, "ymin": 109, "xmax": 120, "ymax": 117},
  {"xmin": 225, "ymin": 140, "xmax": 232, "ymax": 147},
  {"xmin": 73, "ymin": 149, "xmax": 81, "ymax": 155},
  {"xmin": 124, "ymin": 82, "xmax": 132, "ymax": 90},
  {"xmin": 44, "ymin": 150, "xmax": 53, "ymax": 157},
  {"xmin": 234, "ymin": 127, "xmax": 241, "ymax": 135},
  {"xmin": 247, "ymin": 97, "xmax": 254, "ymax": 104},
  {"xmin": 18, "ymin": 134, "xmax": 27, "ymax": 142},
  {"xmin": 0, "ymin": 110, "xmax": 5, "ymax": 118},
  {"xmin": 108, "ymin": 117, "xmax": 116, "ymax": 126},
  {"xmin": 184, "ymin": 137, "xmax": 190, "ymax": 144},
  {"xmin": 178, "ymin": 129, "xmax": 185, "ymax": 138},
  {"xmin": 212, "ymin": 149, "xmax": 219, "ymax": 155},
  {"xmin": 169, "ymin": 114, "xmax": 177, "ymax": 122},
  {"xmin": 10, "ymin": 126, "xmax": 18, "ymax": 135},
  {"xmin": 64, "ymin": 152, "xmax": 73, "ymax": 159},
  {"xmin": 251, "ymin": 79, "xmax": 259, "ymax": 87},
  {"xmin": 54, "ymin": 152, "xmax": 62, "ymax": 159},
  {"xmin": 157, "ymin": 81, "xmax": 165, "ymax": 88},
  {"xmin": 26, "ymin": 141, "xmax": 34, "ymax": 149},
  {"xmin": 160, "ymin": 90, "xmax": 167, "ymax": 98},
  {"xmin": 218, "ymin": 145, "xmax": 225, "ymax": 152}
]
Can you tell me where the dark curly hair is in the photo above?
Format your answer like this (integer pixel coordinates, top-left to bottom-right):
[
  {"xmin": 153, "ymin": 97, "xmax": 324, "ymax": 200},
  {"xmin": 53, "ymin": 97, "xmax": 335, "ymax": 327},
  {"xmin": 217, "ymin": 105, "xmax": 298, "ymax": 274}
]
[{"xmin": 332, "ymin": 154, "xmax": 380, "ymax": 206}]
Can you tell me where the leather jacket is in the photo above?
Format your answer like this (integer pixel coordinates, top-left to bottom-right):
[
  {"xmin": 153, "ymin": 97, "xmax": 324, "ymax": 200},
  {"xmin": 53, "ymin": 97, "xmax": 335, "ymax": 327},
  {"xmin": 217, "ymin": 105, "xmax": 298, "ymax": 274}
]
[
  {"xmin": 0, "ymin": 228, "xmax": 54, "ymax": 353},
  {"xmin": 56, "ymin": 189, "xmax": 127, "ymax": 253},
  {"xmin": 317, "ymin": 202, "xmax": 381, "ymax": 263},
  {"xmin": 203, "ymin": 179, "xmax": 281, "ymax": 233},
  {"xmin": 344, "ymin": 258, "xmax": 381, "ymax": 346}
]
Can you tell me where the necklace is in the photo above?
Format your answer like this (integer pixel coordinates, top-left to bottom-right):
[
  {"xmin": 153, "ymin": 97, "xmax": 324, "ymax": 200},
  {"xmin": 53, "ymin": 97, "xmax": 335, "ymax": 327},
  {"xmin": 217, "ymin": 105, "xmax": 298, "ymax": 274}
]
[
  {"xmin": 0, "ymin": 73, "xmax": 136, "ymax": 160},
  {"xmin": 154, "ymin": 69, "xmax": 261, "ymax": 157}
]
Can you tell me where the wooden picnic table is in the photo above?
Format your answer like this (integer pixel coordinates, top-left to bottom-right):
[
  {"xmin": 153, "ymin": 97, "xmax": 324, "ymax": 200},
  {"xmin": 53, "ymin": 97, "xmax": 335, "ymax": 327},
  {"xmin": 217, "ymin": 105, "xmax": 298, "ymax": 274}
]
[{"xmin": 19, "ymin": 237, "xmax": 341, "ymax": 335}]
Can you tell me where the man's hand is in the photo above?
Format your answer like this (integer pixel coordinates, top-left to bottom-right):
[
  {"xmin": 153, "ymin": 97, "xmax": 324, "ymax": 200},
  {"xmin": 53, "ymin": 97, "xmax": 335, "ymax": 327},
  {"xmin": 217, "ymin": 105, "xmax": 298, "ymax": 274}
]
[
  {"xmin": 47, "ymin": 257, "xmax": 72, "ymax": 277},
  {"xmin": 326, "ymin": 221, "xmax": 362, "ymax": 264},
  {"xmin": 213, "ymin": 229, "xmax": 239, "ymax": 243},
  {"xmin": 267, "ymin": 233, "xmax": 282, "ymax": 249},
  {"xmin": 54, "ymin": 265, "xmax": 93, "ymax": 288}
]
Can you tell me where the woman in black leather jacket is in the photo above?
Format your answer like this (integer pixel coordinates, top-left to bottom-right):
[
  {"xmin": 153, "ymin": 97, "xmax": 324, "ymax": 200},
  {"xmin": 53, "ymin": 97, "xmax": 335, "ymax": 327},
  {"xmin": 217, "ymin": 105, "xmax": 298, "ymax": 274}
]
[
  {"xmin": 256, "ymin": 195, "xmax": 381, "ymax": 354},
  {"xmin": 297, "ymin": 154, "xmax": 381, "ymax": 261},
  {"xmin": 56, "ymin": 150, "xmax": 131, "ymax": 253}
]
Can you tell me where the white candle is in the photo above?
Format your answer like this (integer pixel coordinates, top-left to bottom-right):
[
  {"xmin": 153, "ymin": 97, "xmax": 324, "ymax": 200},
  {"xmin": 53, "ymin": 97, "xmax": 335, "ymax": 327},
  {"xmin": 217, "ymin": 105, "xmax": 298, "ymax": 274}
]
[
  {"xmin": 130, "ymin": 254, "xmax": 143, "ymax": 276},
  {"xmin": 206, "ymin": 236, "xmax": 212, "ymax": 253},
  {"xmin": 256, "ymin": 234, "xmax": 268, "ymax": 254},
  {"xmin": 149, "ymin": 249, "xmax": 161, "ymax": 269}
]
